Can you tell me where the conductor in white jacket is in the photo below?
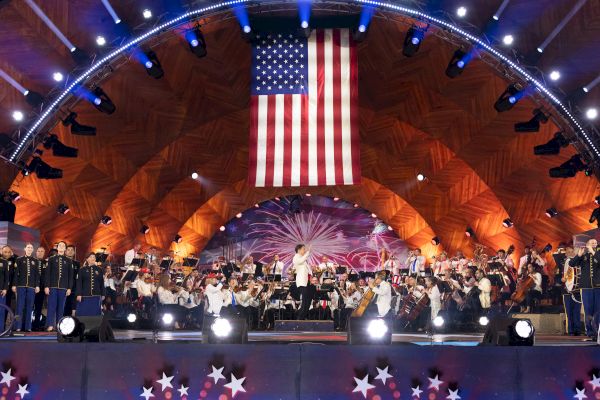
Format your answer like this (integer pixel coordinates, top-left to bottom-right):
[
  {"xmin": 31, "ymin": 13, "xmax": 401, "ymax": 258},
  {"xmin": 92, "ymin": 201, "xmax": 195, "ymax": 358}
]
[{"xmin": 293, "ymin": 244, "xmax": 312, "ymax": 320}]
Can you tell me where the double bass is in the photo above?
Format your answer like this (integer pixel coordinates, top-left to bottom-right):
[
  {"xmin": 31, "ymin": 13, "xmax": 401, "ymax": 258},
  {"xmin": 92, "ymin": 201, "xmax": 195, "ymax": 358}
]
[
  {"xmin": 510, "ymin": 275, "xmax": 534, "ymax": 304},
  {"xmin": 351, "ymin": 288, "xmax": 375, "ymax": 317}
]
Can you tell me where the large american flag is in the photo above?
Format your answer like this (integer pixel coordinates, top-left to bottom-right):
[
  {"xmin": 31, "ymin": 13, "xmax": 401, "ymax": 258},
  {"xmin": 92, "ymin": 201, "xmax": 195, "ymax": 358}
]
[{"xmin": 248, "ymin": 29, "xmax": 360, "ymax": 187}]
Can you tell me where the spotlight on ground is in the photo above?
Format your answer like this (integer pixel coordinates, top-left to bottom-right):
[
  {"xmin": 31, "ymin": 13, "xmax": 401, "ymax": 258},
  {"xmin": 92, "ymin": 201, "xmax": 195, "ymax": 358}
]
[
  {"xmin": 348, "ymin": 317, "xmax": 392, "ymax": 345},
  {"xmin": 534, "ymin": 132, "xmax": 569, "ymax": 155},
  {"xmin": 514, "ymin": 109, "xmax": 548, "ymax": 132},
  {"xmin": 549, "ymin": 155, "xmax": 587, "ymax": 178},
  {"xmin": 57, "ymin": 315, "xmax": 114, "ymax": 342},
  {"xmin": 162, "ymin": 313, "xmax": 174, "ymax": 325},
  {"xmin": 63, "ymin": 112, "xmax": 96, "ymax": 136},
  {"xmin": 480, "ymin": 316, "xmax": 534, "ymax": 346},
  {"xmin": 433, "ymin": 315, "xmax": 445, "ymax": 328},
  {"xmin": 403, "ymin": 26, "xmax": 425, "ymax": 57},
  {"xmin": 203, "ymin": 316, "xmax": 248, "ymax": 344},
  {"xmin": 211, "ymin": 318, "xmax": 233, "ymax": 338},
  {"xmin": 479, "ymin": 316, "xmax": 490, "ymax": 326},
  {"xmin": 494, "ymin": 84, "xmax": 523, "ymax": 112},
  {"xmin": 185, "ymin": 26, "xmax": 207, "ymax": 58},
  {"xmin": 127, "ymin": 313, "xmax": 137, "ymax": 323},
  {"xmin": 142, "ymin": 51, "xmax": 164, "ymax": 79},
  {"xmin": 43, "ymin": 134, "xmax": 78, "ymax": 158}
]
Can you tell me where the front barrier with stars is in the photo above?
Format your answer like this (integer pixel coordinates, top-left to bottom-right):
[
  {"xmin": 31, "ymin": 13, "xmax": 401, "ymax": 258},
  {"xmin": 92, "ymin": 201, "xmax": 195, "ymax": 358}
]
[{"xmin": 0, "ymin": 343, "xmax": 597, "ymax": 398}]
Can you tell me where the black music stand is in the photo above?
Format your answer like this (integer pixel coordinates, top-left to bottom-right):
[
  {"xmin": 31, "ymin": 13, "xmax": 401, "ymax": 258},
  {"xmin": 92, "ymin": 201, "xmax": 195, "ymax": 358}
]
[
  {"xmin": 487, "ymin": 274, "xmax": 504, "ymax": 287},
  {"xmin": 313, "ymin": 289, "xmax": 332, "ymax": 320},
  {"xmin": 271, "ymin": 289, "xmax": 290, "ymax": 321},
  {"xmin": 131, "ymin": 258, "xmax": 145, "ymax": 267},
  {"xmin": 336, "ymin": 266, "xmax": 347, "ymax": 275},
  {"xmin": 348, "ymin": 272, "xmax": 359, "ymax": 282},
  {"xmin": 241, "ymin": 273, "xmax": 250, "ymax": 282},
  {"xmin": 183, "ymin": 258, "xmax": 198, "ymax": 268},
  {"xmin": 95, "ymin": 253, "xmax": 108, "ymax": 263},
  {"xmin": 159, "ymin": 259, "xmax": 173, "ymax": 271},
  {"xmin": 265, "ymin": 274, "xmax": 282, "ymax": 282},
  {"xmin": 359, "ymin": 271, "xmax": 375, "ymax": 280}
]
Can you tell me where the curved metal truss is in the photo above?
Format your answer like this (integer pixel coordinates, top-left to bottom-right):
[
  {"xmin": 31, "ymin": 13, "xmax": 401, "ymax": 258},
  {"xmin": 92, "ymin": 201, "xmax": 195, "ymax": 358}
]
[{"xmin": 3, "ymin": 0, "xmax": 598, "ymax": 171}]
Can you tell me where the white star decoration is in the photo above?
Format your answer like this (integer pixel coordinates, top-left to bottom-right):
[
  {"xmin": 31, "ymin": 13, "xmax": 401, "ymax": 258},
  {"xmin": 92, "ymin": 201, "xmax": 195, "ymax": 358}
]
[
  {"xmin": 428, "ymin": 374, "xmax": 444, "ymax": 391},
  {"xmin": 411, "ymin": 385, "xmax": 423, "ymax": 398},
  {"xmin": 16, "ymin": 383, "xmax": 29, "ymax": 399},
  {"xmin": 0, "ymin": 368, "xmax": 15, "ymax": 387},
  {"xmin": 447, "ymin": 388, "xmax": 461, "ymax": 400},
  {"xmin": 352, "ymin": 374, "xmax": 375, "ymax": 398},
  {"xmin": 224, "ymin": 373, "xmax": 246, "ymax": 397},
  {"xmin": 208, "ymin": 365, "xmax": 226, "ymax": 384},
  {"xmin": 140, "ymin": 386, "xmax": 154, "ymax": 400},
  {"xmin": 156, "ymin": 372, "xmax": 174, "ymax": 391},
  {"xmin": 574, "ymin": 387, "xmax": 587, "ymax": 400},
  {"xmin": 374, "ymin": 366, "xmax": 393, "ymax": 385},
  {"xmin": 589, "ymin": 374, "xmax": 600, "ymax": 390},
  {"xmin": 177, "ymin": 384, "xmax": 189, "ymax": 397}
]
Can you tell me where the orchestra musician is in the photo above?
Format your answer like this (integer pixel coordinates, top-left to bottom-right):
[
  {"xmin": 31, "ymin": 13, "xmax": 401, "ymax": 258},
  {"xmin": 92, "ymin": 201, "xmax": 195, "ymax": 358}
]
[
  {"xmin": 433, "ymin": 252, "xmax": 451, "ymax": 277},
  {"xmin": 569, "ymin": 239, "xmax": 600, "ymax": 338},
  {"xmin": 369, "ymin": 271, "xmax": 392, "ymax": 318},
  {"xmin": 241, "ymin": 256, "xmax": 257, "ymax": 275},
  {"xmin": 561, "ymin": 245, "xmax": 581, "ymax": 336},
  {"xmin": 293, "ymin": 244, "xmax": 312, "ymax": 320},
  {"xmin": 267, "ymin": 255, "xmax": 284, "ymax": 276},
  {"xmin": 475, "ymin": 269, "xmax": 492, "ymax": 312},
  {"xmin": 383, "ymin": 254, "xmax": 400, "ymax": 276},
  {"xmin": 318, "ymin": 256, "xmax": 336, "ymax": 283},
  {"xmin": 204, "ymin": 274, "xmax": 225, "ymax": 316},
  {"xmin": 12, "ymin": 243, "xmax": 40, "ymax": 332},
  {"xmin": 45, "ymin": 241, "xmax": 74, "ymax": 332},
  {"xmin": 424, "ymin": 276, "xmax": 442, "ymax": 321},
  {"xmin": 75, "ymin": 252, "xmax": 105, "ymax": 316},
  {"xmin": 405, "ymin": 249, "xmax": 426, "ymax": 276},
  {"xmin": 522, "ymin": 264, "xmax": 543, "ymax": 313}
]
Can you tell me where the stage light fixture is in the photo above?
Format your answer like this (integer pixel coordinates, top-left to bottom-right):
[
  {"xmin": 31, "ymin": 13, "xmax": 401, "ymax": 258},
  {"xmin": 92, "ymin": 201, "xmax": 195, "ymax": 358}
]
[
  {"xmin": 140, "ymin": 225, "xmax": 150, "ymax": 234},
  {"xmin": 456, "ymin": 6, "xmax": 467, "ymax": 17},
  {"xmin": 353, "ymin": 203, "xmax": 359, "ymax": 208},
  {"xmin": 433, "ymin": 315, "xmax": 445, "ymax": 327},
  {"xmin": 71, "ymin": 48, "xmax": 92, "ymax": 66},
  {"xmin": 586, "ymin": 108, "xmax": 598, "ymax": 120},
  {"xmin": 27, "ymin": 155, "xmax": 63, "ymax": 179},
  {"xmin": 63, "ymin": 112, "xmax": 96, "ymax": 136},
  {"xmin": 431, "ymin": 236, "xmax": 440, "ymax": 245},
  {"xmin": 12, "ymin": 110, "xmax": 24, "ymax": 122},
  {"xmin": 96, "ymin": 35, "xmax": 106, "ymax": 46},
  {"xmin": 53, "ymin": 72, "xmax": 64, "ymax": 82},
  {"xmin": 502, "ymin": 218, "xmax": 514, "ymax": 228},
  {"xmin": 211, "ymin": 318, "xmax": 233, "ymax": 338},
  {"xmin": 162, "ymin": 313, "xmax": 174, "ymax": 325},
  {"xmin": 545, "ymin": 207, "xmax": 558, "ymax": 218},
  {"xmin": 479, "ymin": 316, "xmax": 490, "ymax": 326},
  {"xmin": 100, "ymin": 215, "xmax": 112, "ymax": 225},
  {"xmin": 191, "ymin": 172, "xmax": 199, "ymax": 179},
  {"xmin": 367, "ymin": 319, "xmax": 388, "ymax": 339},
  {"xmin": 387, "ymin": 225, "xmax": 393, "ymax": 231},
  {"xmin": 348, "ymin": 317, "xmax": 391, "ymax": 344},
  {"xmin": 371, "ymin": 213, "xmax": 377, "ymax": 218},
  {"xmin": 494, "ymin": 84, "xmax": 522, "ymax": 113},
  {"xmin": 186, "ymin": 26, "xmax": 207, "ymax": 58},
  {"xmin": 465, "ymin": 227, "xmax": 475, "ymax": 237},
  {"xmin": 25, "ymin": 90, "xmax": 45, "ymax": 108},
  {"xmin": 417, "ymin": 173, "xmax": 425, "ymax": 181},
  {"xmin": 549, "ymin": 70, "xmax": 561, "ymax": 81},
  {"xmin": 174, "ymin": 234, "xmax": 183, "ymax": 244},
  {"xmin": 143, "ymin": 51, "xmax": 164, "ymax": 79},
  {"xmin": 219, "ymin": 226, "xmax": 226, "ymax": 232},
  {"xmin": 514, "ymin": 320, "xmax": 533, "ymax": 339},
  {"xmin": 481, "ymin": 316, "xmax": 535, "ymax": 346},
  {"xmin": 595, "ymin": 195, "xmax": 600, "ymax": 205},
  {"xmin": 142, "ymin": 8, "xmax": 152, "ymax": 19},
  {"xmin": 534, "ymin": 132, "xmax": 569, "ymax": 155},
  {"xmin": 236, "ymin": 212, "xmax": 243, "ymax": 218},
  {"xmin": 127, "ymin": 313, "xmax": 137, "ymax": 323},
  {"xmin": 301, "ymin": 20, "xmax": 309, "ymax": 29},
  {"xmin": 8, "ymin": 191, "xmax": 20, "ymax": 202},
  {"xmin": 254, "ymin": 203, "xmax": 260, "ymax": 208},
  {"xmin": 514, "ymin": 109, "xmax": 548, "ymax": 132},
  {"xmin": 91, "ymin": 87, "xmax": 116, "ymax": 114},
  {"xmin": 42, "ymin": 134, "xmax": 78, "ymax": 158},
  {"xmin": 589, "ymin": 207, "xmax": 600, "ymax": 227},
  {"xmin": 57, "ymin": 203, "xmax": 70, "ymax": 214},
  {"xmin": 537, "ymin": 47, "xmax": 543, "ymax": 53},
  {"xmin": 446, "ymin": 49, "xmax": 470, "ymax": 78},
  {"xmin": 57, "ymin": 315, "xmax": 114, "ymax": 343},
  {"xmin": 583, "ymin": 87, "xmax": 589, "ymax": 93},
  {"xmin": 403, "ymin": 26, "xmax": 425, "ymax": 57},
  {"xmin": 542, "ymin": 243, "xmax": 552, "ymax": 253},
  {"xmin": 333, "ymin": 197, "xmax": 340, "ymax": 201},
  {"xmin": 502, "ymin": 34, "xmax": 514, "ymax": 45},
  {"xmin": 58, "ymin": 316, "xmax": 76, "ymax": 336},
  {"xmin": 549, "ymin": 155, "xmax": 587, "ymax": 178}
]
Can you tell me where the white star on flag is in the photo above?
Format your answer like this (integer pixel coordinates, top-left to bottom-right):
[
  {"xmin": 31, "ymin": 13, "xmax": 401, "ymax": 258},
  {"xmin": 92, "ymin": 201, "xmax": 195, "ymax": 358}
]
[
  {"xmin": 447, "ymin": 388, "xmax": 461, "ymax": 400},
  {"xmin": 411, "ymin": 385, "xmax": 423, "ymax": 398},
  {"xmin": 140, "ymin": 386, "xmax": 154, "ymax": 400},
  {"xmin": 177, "ymin": 384, "xmax": 189, "ymax": 397},
  {"xmin": 0, "ymin": 368, "xmax": 15, "ymax": 387},
  {"xmin": 574, "ymin": 387, "xmax": 587, "ymax": 400},
  {"xmin": 589, "ymin": 374, "xmax": 600, "ymax": 390},
  {"xmin": 374, "ymin": 366, "xmax": 393, "ymax": 385},
  {"xmin": 428, "ymin": 375, "xmax": 444, "ymax": 391},
  {"xmin": 224, "ymin": 373, "xmax": 246, "ymax": 397},
  {"xmin": 352, "ymin": 374, "xmax": 375, "ymax": 399},
  {"xmin": 16, "ymin": 383, "xmax": 29, "ymax": 399},
  {"xmin": 208, "ymin": 365, "xmax": 226, "ymax": 384},
  {"xmin": 156, "ymin": 372, "xmax": 174, "ymax": 391}
]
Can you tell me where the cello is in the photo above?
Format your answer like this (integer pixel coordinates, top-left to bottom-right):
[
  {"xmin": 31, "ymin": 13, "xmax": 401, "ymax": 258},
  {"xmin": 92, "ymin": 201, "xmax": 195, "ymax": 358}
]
[{"xmin": 510, "ymin": 275, "xmax": 535, "ymax": 304}]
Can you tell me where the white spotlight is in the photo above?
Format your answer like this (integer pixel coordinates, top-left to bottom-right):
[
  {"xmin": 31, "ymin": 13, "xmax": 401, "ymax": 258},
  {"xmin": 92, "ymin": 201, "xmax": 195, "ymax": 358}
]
[
  {"xmin": 12, "ymin": 110, "xmax": 24, "ymax": 122},
  {"xmin": 53, "ymin": 72, "xmax": 64, "ymax": 82},
  {"xmin": 96, "ymin": 35, "xmax": 106, "ymax": 46},
  {"xmin": 211, "ymin": 318, "xmax": 233, "ymax": 337},
  {"xmin": 371, "ymin": 213, "xmax": 377, "ymax": 218},
  {"xmin": 219, "ymin": 225, "xmax": 226, "ymax": 232},
  {"xmin": 162, "ymin": 313, "xmax": 174, "ymax": 325},
  {"xmin": 536, "ymin": 47, "xmax": 544, "ymax": 53},
  {"xmin": 243, "ymin": 25, "xmax": 251, "ymax": 33},
  {"xmin": 549, "ymin": 70, "xmax": 561, "ymax": 81},
  {"xmin": 492, "ymin": 15, "xmax": 499, "ymax": 21},
  {"xmin": 586, "ymin": 108, "xmax": 598, "ymax": 120},
  {"xmin": 191, "ymin": 172, "xmax": 199, "ymax": 179},
  {"xmin": 236, "ymin": 212, "xmax": 243, "ymax": 218},
  {"xmin": 433, "ymin": 315, "xmax": 445, "ymax": 327},
  {"xmin": 127, "ymin": 313, "xmax": 137, "ymax": 323},
  {"xmin": 358, "ymin": 24, "xmax": 367, "ymax": 33},
  {"xmin": 514, "ymin": 320, "xmax": 533, "ymax": 338},
  {"xmin": 142, "ymin": 9, "xmax": 152, "ymax": 19},
  {"xmin": 456, "ymin": 6, "xmax": 467, "ymax": 17},
  {"xmin": 502, "ymin": 35, "xmax": 514, "ymax": 45},
  {"xmin": 301, "ymin": 20, "xmax": 309, "ymax": 29},
  {"xmin": 479, "ymin": 316, "xmax": 490, "ymax": 326},
  {"xmin": 57, "ymin": 316, "xmax": 76, "ymax": 336},
  {"xmin": 416, "ymin": 173, "xmax": 425, "ymax": 181},
  {"xmin": 367, "ymin": 319, "xmax": 388, "ymax": 339},
  {"xmin": 333, "ymin": 197, "xmax": 340, "ymax": 201},
  {"xmin": 387, "ymin": 225, "xmax": 393, "ymax": 231}
]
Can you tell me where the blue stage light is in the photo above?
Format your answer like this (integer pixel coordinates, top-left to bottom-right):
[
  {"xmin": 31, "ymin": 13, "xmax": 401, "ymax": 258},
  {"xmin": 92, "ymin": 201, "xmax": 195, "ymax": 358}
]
[
  {"xmin": 144, "ymin": 61, "xmax": 153, "ymax": 69},
  {"xmin": 298, "ymin": 0, "xmax": 311, "ymax": 29}
]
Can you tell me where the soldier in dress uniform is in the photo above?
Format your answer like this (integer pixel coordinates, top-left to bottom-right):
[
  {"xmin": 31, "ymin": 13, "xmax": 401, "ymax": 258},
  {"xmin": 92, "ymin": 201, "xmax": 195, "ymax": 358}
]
[
  {"xmin": 1, "ymin": 246, "xmax": 16, "ymax": 311},
  {"xmin": 33, "ymin": 246, "xmax": 46, "ymax": 330},
  {"xmin": 45, "ymin": 241, "xmax": 74, "ymax": 331},
  {"xmin": 0, "ymin": 251, "xmax": 10, "ymax": 332},
  {"xmin": 12, "ymin": 243, "xmax": 40, "ymax": 332},
  {"xmin": 75, "ymin": 253, "xmax": 105, "ymax": 316},
  {"xmin": 63, "ymin": 244, "xmax": 80, "ymax": 316},
  {"xmin": 569, "ymin": 239, "xmax": 600, "ymax": 338}
]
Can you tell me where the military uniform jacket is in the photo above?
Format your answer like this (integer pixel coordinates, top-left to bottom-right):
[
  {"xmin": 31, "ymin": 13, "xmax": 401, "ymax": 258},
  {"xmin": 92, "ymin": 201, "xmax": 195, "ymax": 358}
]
[
  {"xmin": 570, "ymin": 251, "xmax": 600, "ymax": 289},
  {"xmin": 46, "ymin": 255, "xmax": 74, "ymax": 290},
  {"xmin": 75, "ymin": 265, "xmax": 105, "ymax": 297},
  {"xmin": 38, "ymin": 259, "xmax": 47, "ymax": 288},
  {"xmin": 0, "ymin": 259, "xmax": 10, "ymax": 291},
  {"xmin": 13, "ymin": 256, "xmax": 41, "ymax": 288}
]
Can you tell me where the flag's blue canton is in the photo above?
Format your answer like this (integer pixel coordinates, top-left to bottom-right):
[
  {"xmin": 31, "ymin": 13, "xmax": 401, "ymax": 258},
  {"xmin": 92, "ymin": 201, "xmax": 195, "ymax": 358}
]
[{"xmin": 251, "ymin": 33, "xmax": 309, "ymax": 95}]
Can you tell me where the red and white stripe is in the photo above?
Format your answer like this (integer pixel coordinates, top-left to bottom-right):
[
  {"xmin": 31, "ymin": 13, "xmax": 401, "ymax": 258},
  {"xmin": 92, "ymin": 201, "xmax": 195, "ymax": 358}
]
[{"xmin": 249, "ymin": 29, "xmax": 360, "ymax": 187}]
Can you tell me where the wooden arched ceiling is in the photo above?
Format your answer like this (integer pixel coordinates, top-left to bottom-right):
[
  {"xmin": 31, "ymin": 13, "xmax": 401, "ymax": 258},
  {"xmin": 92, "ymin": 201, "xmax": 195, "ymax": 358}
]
[{"xmin": 4, "ymin": 11, "xmax": 599, "ymax": 260}]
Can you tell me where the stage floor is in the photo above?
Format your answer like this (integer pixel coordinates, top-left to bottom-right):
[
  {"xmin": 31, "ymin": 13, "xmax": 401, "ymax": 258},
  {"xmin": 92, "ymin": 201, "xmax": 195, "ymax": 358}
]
[{"xmin": 2, "ymin": 329, "xmax": 596, "ymax": 346}]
